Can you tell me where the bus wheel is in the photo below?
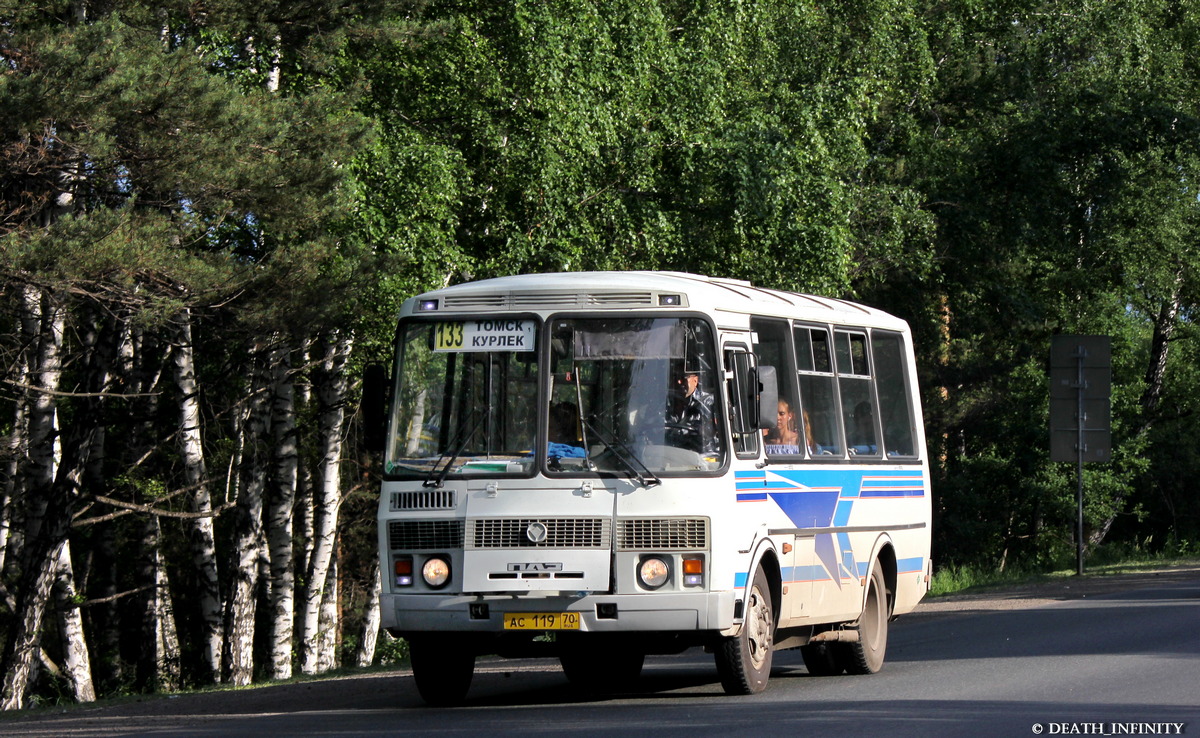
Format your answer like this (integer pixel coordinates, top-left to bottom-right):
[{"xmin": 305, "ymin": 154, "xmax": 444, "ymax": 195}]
[
  {"xmin": 559, "ymin": 634, "xmax": 645, "ymax": 693},
  {"xmin": 715, "ymin": 567, "xmax": 774, "ymax": 694},
  {"xmin": 800, "ymin": 642, "xmax": 845, "ymax": 676},
  {"xmin": 408, "ymin": 635, "xmax": 475, "ymax": 706},
  {"xmin": 844, "ymin": 564, "xmax": 889, "ymax": 675}
]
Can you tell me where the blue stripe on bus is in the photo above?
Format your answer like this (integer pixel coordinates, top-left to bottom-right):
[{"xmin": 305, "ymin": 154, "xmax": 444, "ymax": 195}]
[
  {"xmin": 782, "ymin": 564, "xmax": 832, "ymax": 584},
  {"xmin": 742, "ymin": 558, "xmax": 926, "ymax": 590},
  {"xmin": 734, "ymin": 468, "xmax": 925, "ymax": 529},
  {"xmin": 832, "ymin": 500, "xmax": 854, "ymax": 527}
]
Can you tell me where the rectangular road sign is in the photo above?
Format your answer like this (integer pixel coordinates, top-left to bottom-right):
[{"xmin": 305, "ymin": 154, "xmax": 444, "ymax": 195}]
[{"xmin": 1049, "ymin": 335, "xmax": 1111, "ymax": 463}]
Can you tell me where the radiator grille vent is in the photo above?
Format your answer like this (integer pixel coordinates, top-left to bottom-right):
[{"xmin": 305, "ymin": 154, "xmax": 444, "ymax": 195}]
[
  {"xmin": 616, "ymin": 518, "xmax": 709, "ymax": 551},
  {"xmin": 467, "ymin": 518, "xmax": 611, "ymax": 549},
  {"xmin": 390, "ymin": 490, "xmax": 457, "ymax": 511},
  {"xmin": 388, "ymin": 520, "xmax": 464, "ymax": 550}
]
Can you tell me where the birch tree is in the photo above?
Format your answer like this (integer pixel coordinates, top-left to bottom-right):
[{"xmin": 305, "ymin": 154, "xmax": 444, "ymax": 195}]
[
  {"xmin": 299, "ymin": 332, "xmax": 353, "ymax": 675},
  {"xmin": 1, "ymin": 0, "xmax": 372, "ymax": 703},
  {"xmin": 170, "ymin": 313, "xmax": 224, "ymax": 684},
  {"xmin": 266, "ymin": 342, "xmax": 299, "ymax": 680},
  {"xmin": 224, "ymin": 348, "xmax": 272, "ymax": 686}
]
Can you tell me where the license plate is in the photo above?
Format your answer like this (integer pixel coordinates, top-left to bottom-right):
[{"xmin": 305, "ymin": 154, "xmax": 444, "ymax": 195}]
[{"xmin": 502, "ymin": 612, "xmax": 581, "ymax": 630}]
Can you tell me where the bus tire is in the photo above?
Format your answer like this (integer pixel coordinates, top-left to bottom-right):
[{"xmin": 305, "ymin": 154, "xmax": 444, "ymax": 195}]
[
  {"xmin": 844, "ymin": 564, "xmax": 889, "ymax": 675},
  {"xmin": 800, "ymin": 642, "xmax": 845, "ymax": 676},
  {"xmin": 559, "ymin": 635, "xmax": 645, "ymax": 693},
  {"xmin": 715, "ymin": 567, "xmax": 774, "ymax": 694},
  {"xmin": 409, "ymin": 635, "xmax": 475, "ymax": 706}
]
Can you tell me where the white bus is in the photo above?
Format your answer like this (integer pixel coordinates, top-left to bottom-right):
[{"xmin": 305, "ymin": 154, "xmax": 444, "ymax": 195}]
[{"xmin": 375, "ymin": 272, "xmax": 931, "ymax": 704}]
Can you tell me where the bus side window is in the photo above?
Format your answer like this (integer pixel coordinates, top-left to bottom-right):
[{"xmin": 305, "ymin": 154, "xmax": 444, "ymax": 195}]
[
  {"xmin": 794, "ymin": 326, "xmax": 842, "ymax": 457},
  {"xmin": 871, "ymin": 330, "xmax": 917, "ymax": 457},
  {"xmin": 725, "ymin": 350, "xmax": 760, "ymax": 459},
  {"xmin": 836, "ymin": 331, "xmax": 880, "ymax": 457},
  {"xmin": 750, "ymin": 318, "xmax": 802, "ymax": 457}
]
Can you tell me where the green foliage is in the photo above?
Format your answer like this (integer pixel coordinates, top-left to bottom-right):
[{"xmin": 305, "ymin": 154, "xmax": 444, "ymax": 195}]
[
  {"xmin": 344, "ymin": 0, "xmax": 935, "ymax": 296},
  {"xmin": 374, "ymin": 634, "xmax": 409, "ymax": 666}
]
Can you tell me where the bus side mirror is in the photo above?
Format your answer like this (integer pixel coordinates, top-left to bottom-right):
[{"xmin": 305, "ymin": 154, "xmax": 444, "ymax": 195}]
[
  {"xmin": 755, "ymin": 365, "xmax": 778, "ymax": 431},
  {"xmin": 362, "ymin": 363, "xmax": 389, "ymax": 454}
]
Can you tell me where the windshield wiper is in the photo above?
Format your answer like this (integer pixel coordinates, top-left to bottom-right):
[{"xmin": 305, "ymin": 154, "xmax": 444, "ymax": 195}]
[
  {"xmin": 580, "ymin": 416, "xmax": 661, "ymax": 488},
  {"xmin": 424, "ymin": 408, "xmax": 485, "ymax": 488}
]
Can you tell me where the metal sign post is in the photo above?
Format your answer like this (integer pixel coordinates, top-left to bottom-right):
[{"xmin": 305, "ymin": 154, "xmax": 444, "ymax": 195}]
[{"xmin": 1049, "ymin": 335, "xmax": 1111, "ymax": 575}]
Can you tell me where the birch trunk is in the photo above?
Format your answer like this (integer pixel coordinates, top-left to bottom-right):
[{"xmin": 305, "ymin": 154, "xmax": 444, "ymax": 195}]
[
  {"xmin": 2, "ymin": 541, "xmax": 63, "ymax": 710},
  {"xmin": 356, "ymin": 560, "xmax": 382, "ymax": 668},
  {"xmin": 0, "ymin": 291, "xmax": 66, "ymax": 709},
  {"xmin": 0, "ymin": 285, "xmax": 42, "ymax": 578},
  {"xmin": 52, "ymin": 541, "xmax": 95, "ymax": 702},
  {"xmin": 152, "ymin": 532, "xmax": 181, "ymax": 691},
  {"xmin": 171, "ymin": 310, "xmax": 223, "ymax": 684},
  {"xmin": 1139, "ymin": 266, "xmax": 1184, "ymax": 420},
  {"xmin": 225, "ymin": 348, "xmax": 272, "ymax": 686},
  {"xmin": 299, "ymin": 332, "xmax": 352, "ymax": 675},
  {"xmin": 316, "ymin": 557, "xmax": 339, "ymax": 673},
  {"xmin": 138, "ymin": 516, "xmax": 180, "ymax": 691},
  {"xmin": 266, "ymin": 342, "xmax": 298, "ymax": 680},
  {"xmin": 21, "ymin": 293, "xmax": 64, "ymax": 560},
  {"xmin": 0, "ymin": 378, "xmax": 100, "ymax": 707}
]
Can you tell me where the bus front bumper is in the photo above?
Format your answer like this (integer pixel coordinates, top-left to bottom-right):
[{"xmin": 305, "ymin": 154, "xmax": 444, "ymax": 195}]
[{"xmin": 381, "ymin": 590, "xmax": 738, "ymax": 634}]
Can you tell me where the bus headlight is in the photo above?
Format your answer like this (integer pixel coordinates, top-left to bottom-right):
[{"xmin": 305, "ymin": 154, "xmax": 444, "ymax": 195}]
[
  {"xmin": 638, "ymin": 557, "xmax": 670, "ymax": 589},
  {"xmin": 421, "ymin": 556, "xmax": 451, "ymax": 588}
]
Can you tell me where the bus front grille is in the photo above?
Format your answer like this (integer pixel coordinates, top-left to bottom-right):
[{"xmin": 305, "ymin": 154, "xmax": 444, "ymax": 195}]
[
  {"xmin": 467, "ymin": 518, "xmax": 611, "ymax": 549},
  {"xmin": 388, "ymin": 520, "xmax": 464, "ymax": 550},
  {"xmin": 616, "ymin": 518, "xmax": 710, "ymax": 551}
]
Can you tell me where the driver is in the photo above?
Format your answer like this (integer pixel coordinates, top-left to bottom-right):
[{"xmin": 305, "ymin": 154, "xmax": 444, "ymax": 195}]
[{"xmin": 666, "ymin": 369, "xmax": 718, "ymax": 454}]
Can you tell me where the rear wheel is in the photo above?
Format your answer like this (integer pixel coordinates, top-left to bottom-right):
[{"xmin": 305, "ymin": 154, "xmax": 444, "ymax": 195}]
[
  {"xmin": 714, "ymin": 567, "xmax": 775, "ymax": 694},
  {"xmin": 408, "ymin": 635, "xmax": 476, "ymax": 706},
  {"xmin": 844, "ymin": 564, "xmax": 890, "ymax": 675}
]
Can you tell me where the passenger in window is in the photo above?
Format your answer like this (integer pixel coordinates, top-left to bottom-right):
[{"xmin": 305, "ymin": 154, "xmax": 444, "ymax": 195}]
[
  {"xmin": 849, "ymin": 401, "xmax": 877, "ymax": 455},
  {"xmin": 764, "ymin": 399, "xmax": 800, "ymax": 455},
  {"xmin": 667, "ymin": 369, "xmax": 718, "ymax": 455}
]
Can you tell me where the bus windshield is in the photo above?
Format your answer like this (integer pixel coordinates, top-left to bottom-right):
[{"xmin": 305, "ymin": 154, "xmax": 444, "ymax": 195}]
[
  {"xmin": 546, "ymin": 316, "xmax": 725, "ymax": 475},
  {"xmin": 386, "ymin": 319, "xmax": 540, "ymax": 480},
  {"xmin": 384, "ymin": 315, "xmax": 725, "ymax": 480}
]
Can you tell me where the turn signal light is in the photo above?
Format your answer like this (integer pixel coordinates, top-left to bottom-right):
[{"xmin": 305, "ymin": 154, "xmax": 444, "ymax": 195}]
[{"xmin": 394, "ymin": 557, "xmax": 413, "ymax": 587}]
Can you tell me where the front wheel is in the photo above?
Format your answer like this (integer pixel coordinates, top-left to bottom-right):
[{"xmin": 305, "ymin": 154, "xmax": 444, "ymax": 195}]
[
  {"xmin": 408, "ymin": 635, "xmax": 476, "ymax": 706},
  {"xmin": 844, "ymin": 564, "xmax": 890, "ymax": 675},
  {"xmin": 714, "ymin": 567, "xmax": 775, "ymax": 694}
]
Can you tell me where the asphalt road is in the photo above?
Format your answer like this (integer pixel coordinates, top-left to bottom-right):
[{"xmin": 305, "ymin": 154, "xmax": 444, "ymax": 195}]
[{"xmin": 4, "ymin": 568, "xmax": 1198, "ymax": 737}]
